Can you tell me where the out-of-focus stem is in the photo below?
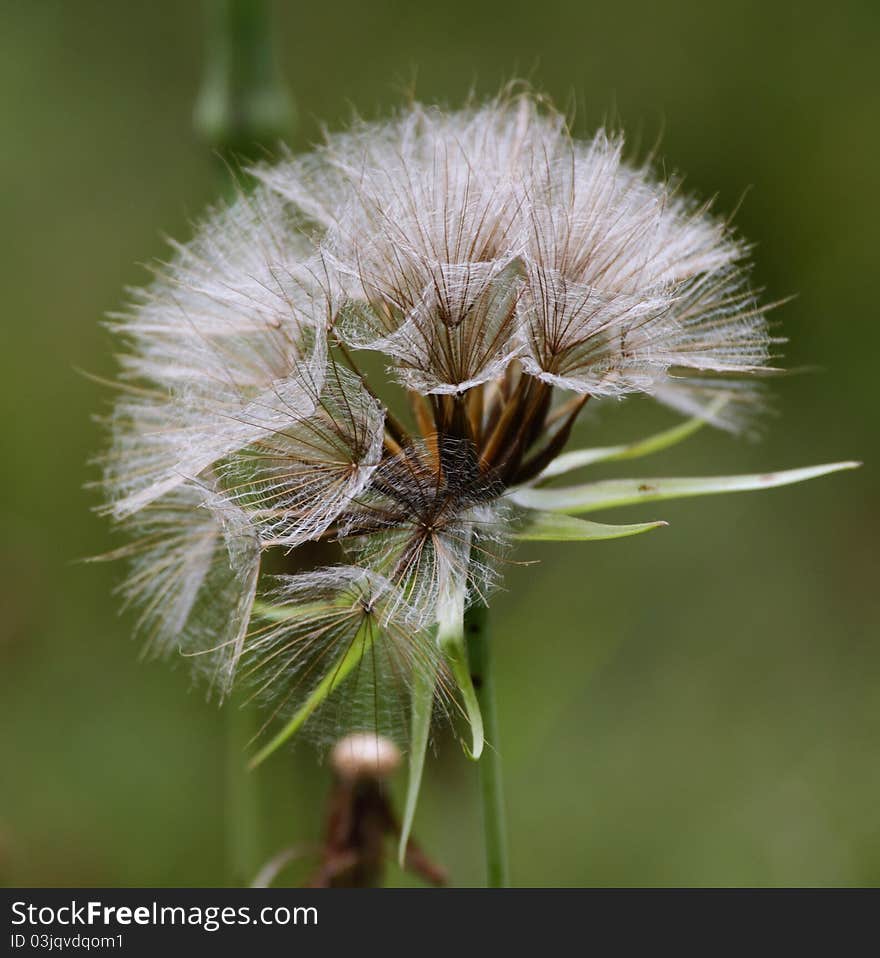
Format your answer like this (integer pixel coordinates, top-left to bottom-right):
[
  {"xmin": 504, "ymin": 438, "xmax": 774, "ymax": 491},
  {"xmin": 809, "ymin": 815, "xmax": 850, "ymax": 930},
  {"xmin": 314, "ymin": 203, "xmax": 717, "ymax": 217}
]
[
  {"xmin": 464, "ymin": 601, "xmax": 510, "ymax": 887},
  {"xmin": 224, "ymin": 699, "xmax": 261, "ymax": 886},
  {"xmin": 195, "ymin": 0, "xmax": 295, "ymax": 162}
]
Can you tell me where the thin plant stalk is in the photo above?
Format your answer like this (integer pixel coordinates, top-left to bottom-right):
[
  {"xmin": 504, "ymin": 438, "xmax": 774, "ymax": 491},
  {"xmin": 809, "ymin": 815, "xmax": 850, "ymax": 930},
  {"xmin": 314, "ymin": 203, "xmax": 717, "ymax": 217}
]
[
  {"xmin": 464, "ymin": 601, "xmax": 510, "ymax": 887},
  {"xmin": 194, "ymin": 0, "xmax": 294, "ymax": 163},
  {"xmin": 194, "ymin": 0, "xmax": 294, "ymax": 886}
]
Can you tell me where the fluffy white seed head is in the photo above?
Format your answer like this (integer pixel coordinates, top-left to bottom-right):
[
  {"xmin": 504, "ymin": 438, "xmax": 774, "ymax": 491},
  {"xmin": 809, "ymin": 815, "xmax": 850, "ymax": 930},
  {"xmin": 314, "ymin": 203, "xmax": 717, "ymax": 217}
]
[{"xmin": 98, "ymin": 90, "xmax": 778, "ymax": 747}]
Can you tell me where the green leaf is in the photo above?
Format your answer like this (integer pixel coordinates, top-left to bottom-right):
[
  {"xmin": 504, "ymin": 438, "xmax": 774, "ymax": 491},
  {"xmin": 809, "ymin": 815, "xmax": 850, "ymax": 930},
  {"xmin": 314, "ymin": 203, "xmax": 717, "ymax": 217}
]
[
  {"xmin": 514, "ymin": 510, "xmax": 667, "ymax": 541},
  {"xmin": 536, "ymin": 399, "xmax": 726, "ymax": 481},
  {"xmin": 509, "ymin": 461, "xmax": 861, "ymax": 514},
  {"xmin": 398, "ymin": 661, "xmax": 437, "ymax": 868},
  {"xmin": 248, "ymin": 621, "xmax": 375, "ymax": 769}
]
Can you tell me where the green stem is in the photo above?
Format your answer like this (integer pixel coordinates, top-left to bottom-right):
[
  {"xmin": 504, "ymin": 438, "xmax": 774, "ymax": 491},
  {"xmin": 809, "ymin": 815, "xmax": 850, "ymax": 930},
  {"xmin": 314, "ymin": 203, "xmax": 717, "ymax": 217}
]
[
  {"xmin": 464, "ymin": 602, "xmax": 510, "ymax": 887},
  {"xmin": 194, "ymin": 0, "xmax": 294, "ymax": 886}
]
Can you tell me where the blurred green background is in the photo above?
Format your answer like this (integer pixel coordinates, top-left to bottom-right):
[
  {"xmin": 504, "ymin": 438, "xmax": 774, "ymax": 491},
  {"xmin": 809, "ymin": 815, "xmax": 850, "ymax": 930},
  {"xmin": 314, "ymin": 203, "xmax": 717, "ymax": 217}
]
[{"xmin": 1, "ymin": 0, "xmax": 878, "ymax": 887}]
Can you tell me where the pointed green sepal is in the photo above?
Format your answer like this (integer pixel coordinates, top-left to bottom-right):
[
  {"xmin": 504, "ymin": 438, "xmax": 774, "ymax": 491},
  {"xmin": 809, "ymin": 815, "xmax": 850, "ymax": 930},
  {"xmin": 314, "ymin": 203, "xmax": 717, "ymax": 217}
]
[
  {"xmin": 510, "ymin": 461, "xmax": 861, "ymax": 514},
  {"xmin": 514, "ymin": 510, "xmax": 668, "ymax": 541},
  {"xmin": 436, "ymin": 588, "xmax": 484, "ymax": 760},
  {"xmin": 398, "ymin": 660, "xmax": 438, "ymax": 867},
  {"xmin": 535, "ymin": 399, "xmax": 727, "ymax": 482},
  {"xmin": 440, "ymin": 634, "xmax": 484, "ymax": 761}
]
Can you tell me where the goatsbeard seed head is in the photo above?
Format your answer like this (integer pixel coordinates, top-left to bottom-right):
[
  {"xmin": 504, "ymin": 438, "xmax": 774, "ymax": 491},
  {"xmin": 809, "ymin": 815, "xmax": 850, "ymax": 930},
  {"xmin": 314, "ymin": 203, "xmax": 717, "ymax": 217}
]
[{"xmin": 95, "ymin": 89, "xmax": 778, "ymax": 750}]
